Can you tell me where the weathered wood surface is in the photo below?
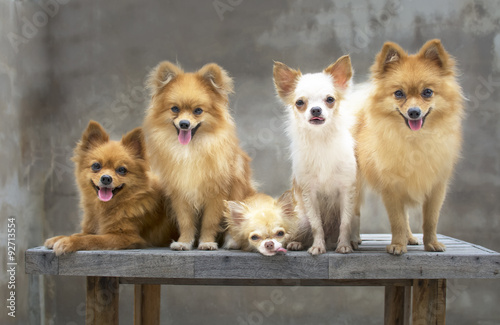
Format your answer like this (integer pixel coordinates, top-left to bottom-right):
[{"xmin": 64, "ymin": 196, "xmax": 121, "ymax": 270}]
[
  {"xmin": 384, "ymin": 285, "xmax": 411, "ymax": 325},
  {"xmin": 86, "ymin": 277, "xmax": 119, "ymax": 325},
  {"xmin": 412, "ymin": 279, "xmax": 446, "ymax": 325},
  {"xmin": 134, "ymin": 284, "xmax": 160, "ymax": 325},
  {"xmin": 26, "ymin": 234, "xmax": 500, "ymax": 280}
]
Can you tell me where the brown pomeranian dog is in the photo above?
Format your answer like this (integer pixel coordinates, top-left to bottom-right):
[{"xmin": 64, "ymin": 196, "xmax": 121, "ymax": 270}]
[
  {"xmin": 144, "ymin": 62, "xmax": 256, "ymax": 251},
  {"xmin": 224, "ymin": 191, "xmax": 297, "ymax": 256},
  {"xmin": 353, "ymin": 39, "xmax": 464, "ymax": 255},
  {"xmin": 44, "ymin": 121, "xmax": 178, "ymax": 255}
]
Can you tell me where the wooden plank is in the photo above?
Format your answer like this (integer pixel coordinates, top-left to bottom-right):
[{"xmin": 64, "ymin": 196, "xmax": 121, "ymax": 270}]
[
  {"xmin": 134, "ymin": 284, "xmax": 160, "ymax": 325},
  {"xmin": 86, "ymin": 277, "xmax": 119, "ymax": 325},
  {"xmin": 329, "ymin": 253, "xmax": 500, "ymax": 279},
  {"xmin": 384, "ymin": 285, "xmax": 410, "ymax": 325},
  {"xmin": 25, "ymin": 233, "xmax": 500, "ymax": 280},
  {"xmin": 57, "ymin": 249, "xmax": 195, "ymax": 278},
  {"xmin": 120, "ymin": 277, "xmax": 413, "ymax": 286},
  {"xmin": 412, "ymin": 279, "xmax": 446, "ymax": 325},
  {"xmin": 25, "ymin": 247, "xmax": 58, "ymax": 275},
  {"xmin": 194, "ymin": 252, "xmax": 329, "ymax": 279}
]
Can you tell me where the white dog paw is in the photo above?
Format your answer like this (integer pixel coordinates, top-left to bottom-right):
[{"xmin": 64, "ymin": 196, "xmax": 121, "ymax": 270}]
[
  {"xmin": 287, "ymin": 241, "xmax": 303, "ymax": 251},
  {"xmin": 308, "ymin": 245, "xmax": 326, "ymax": 256},
  {"xmin": 198, "ymin": 242, "xmax": 218, "ymax": 250},
  {"xmin": 170, "ymin": 241, "xmax": 192, "ymax": 251},
  {"xmin": 336, "ymin": 243, "xmax": 353, "ymax": 254}
]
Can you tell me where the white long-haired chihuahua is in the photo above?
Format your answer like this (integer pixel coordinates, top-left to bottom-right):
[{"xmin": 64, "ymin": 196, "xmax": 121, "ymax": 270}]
[{"xmin": 273, "ymin": 56, "xmax": 360, "ymax": 255}]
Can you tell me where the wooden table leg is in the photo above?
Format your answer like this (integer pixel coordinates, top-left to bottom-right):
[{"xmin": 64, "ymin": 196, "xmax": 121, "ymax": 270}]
[
  {"xmin": 412, "ymin": 279, "xmax": 446, "ymax": 325},
  {"xmin": 384, "ymin": 285, "xmax": 411, "ymax": 325},
  {"xmin": 134, "ymin": 284, "xmax": 161, "ymax": 325},
  {"xmin": 86, "ymin": 276, "xmax": 119, "ymax": 325}
]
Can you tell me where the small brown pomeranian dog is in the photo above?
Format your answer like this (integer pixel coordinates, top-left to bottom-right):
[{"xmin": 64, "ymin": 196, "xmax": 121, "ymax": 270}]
[
  {"xmin": 353, "ymin": 39, "xmax": 464, "ymax": 255},
  {"xmin": 224, "ymin": 191, "xmax": 297, "ymax": 256},
  {"xmin": 44, "ymin": 121, "xmax": 178, "ymax": 255},
  {"xmin": 144, "ymin": 62, "xmax": 255, "ymax": 251}
]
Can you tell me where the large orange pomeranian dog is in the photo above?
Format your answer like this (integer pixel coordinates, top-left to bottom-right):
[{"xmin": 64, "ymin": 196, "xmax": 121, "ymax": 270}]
[
  {"xmin": 44, "ymin": 121, "xmax": 178, "ymax": 255},
  {"xmin": 353, "ymin": 39, "xmax": 464, "ymax": 255},
  {"xmin": 144, "ymin": 62, "xmax": 256, "ymax": 251}
]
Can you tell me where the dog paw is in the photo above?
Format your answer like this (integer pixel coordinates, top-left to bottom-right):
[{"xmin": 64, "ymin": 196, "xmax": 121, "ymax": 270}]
[
  {"xmin": 386, "ymin": 244, "xmax": 407, "ymax": 255},
  {"xmin": 170, "ymin": 241, "xmax": 192, "ymax": 251},
  {"xmin": 424, "ymin": 241, "xmax": 446, "ymax": 252},
  {"xmin": 308, "ymin": 245, "xmax": 326, "ymax": 256},
  {"xmin": 286, "ymin": 241, "xmax": 303, "ymax": 251},
  {"xmin": 52, "ymin": 237, "xmax": 77, "ymax": 256},
  {"xmin": 408, "ymin": 236, "xmax": 419, "ymax": 245},
  {"xmin": 336, "ymin": 243, "xmax": 353, "ymax": 254},
  {"xmin": 198, "ymin": 242, "xmax": 218, "ymax": 250},
  {"xmin": 44, "ymin": 236, "xmax": 65, "ymax": 249},
  {"xmin": 350, "ymin": 238, "xmax": 361, "ymax": 250}
]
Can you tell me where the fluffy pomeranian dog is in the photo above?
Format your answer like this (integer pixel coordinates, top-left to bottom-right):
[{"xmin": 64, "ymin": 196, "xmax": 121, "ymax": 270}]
[
  {"xmin": 44, "ymin": 121, "xmax": 178, "ymax": 255},
  {"xmin": 225, "ymin": 191, "xmax": 296, "ymax": 256},
  {"xmin": 273, "ymin": 56, "xmax": 359, "ymax": 255},
  {"xmin": 144, "ymin": 62, "xmax": 256, "ymax": 251},
  {"xmin": 353, "ymin": 39, "xmax": 464, "ymax": 255}
]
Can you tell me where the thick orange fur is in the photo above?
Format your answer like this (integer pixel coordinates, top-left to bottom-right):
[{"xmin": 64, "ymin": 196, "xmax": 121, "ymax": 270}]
[
  {"xmin": 354, "ymin": 39, "xmax": 464, "ymax": 255},
  {"xmin": 224, "ymin": 191, "xmax": 297, "ymax": 256},
  {"xmin": 44, "ymin": 121, "xmax": 178, "ymax": 256},
  {"xmin": 143, "ymin": 61, "xmax": 255, "ymax": 251}
]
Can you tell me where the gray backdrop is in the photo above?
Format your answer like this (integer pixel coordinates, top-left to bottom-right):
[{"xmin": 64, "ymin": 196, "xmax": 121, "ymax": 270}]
[{"xmin": 1, "ymin": 0, "xmax": 500, "ymax": 324}]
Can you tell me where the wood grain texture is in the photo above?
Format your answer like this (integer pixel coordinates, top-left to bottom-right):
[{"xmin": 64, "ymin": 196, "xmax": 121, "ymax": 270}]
[
  {"xmin": 24, "ymin": 247, "xmax": 58, "ymax": 275},
  {"xmin": 86, "ymin": 277, "xmax": 119, "ymax": 325},
  {"xmin": 384, "ymin": 285, "xmax": 411, "ymax": 325},
  {"xmin": 134, "ymin": 284, "xmax": 160, "ymax": 325},
  {"xmin": 412, "ymin": 279, "xmax": 446, "ymax": 325},
  {"xmin": 26, "ymin": 235, "xmax": 500, "ymax": 280}
]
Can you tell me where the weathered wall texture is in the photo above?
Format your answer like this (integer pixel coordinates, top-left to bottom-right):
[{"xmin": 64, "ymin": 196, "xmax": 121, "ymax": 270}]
[{"xmin": 1, "ymin": 0, "xmax": 499, "ymax": 324}]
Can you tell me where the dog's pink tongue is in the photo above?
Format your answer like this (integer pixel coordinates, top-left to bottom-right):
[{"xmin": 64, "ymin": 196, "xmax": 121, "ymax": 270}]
[
  {"xmin": 276, "ymin": 247, "xmax": 287, "ymax": 254},
  {"xmin": 178, "ymin": 130, "xmax": 191, "ymax": 145},
  {"xmin": 98, "ymin": 188, "xmax": 113, "ymax": 202},
  {"xmin": 408, "ymin": 119, "xmax": 423, "ymax": 131}
]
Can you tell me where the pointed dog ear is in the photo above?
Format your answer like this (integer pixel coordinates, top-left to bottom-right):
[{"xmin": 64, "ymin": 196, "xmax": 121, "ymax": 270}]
[
  {"xmin": 147, "ymin": 61, "xmax": 184, "ymax": 97},
  {"xmin": 225, "ymin": 200, "xmax": 249, "ymax": 227},
  {"xmin": 277, "ymin": 190, "xmax": 296, "ymax": 220},
  {"xmin": 197, "ymin": 63, "xmax": 234, "ymax": 97},
  {"xmin": 273, "ymin": 61, "xmax": 301, "ymax": 102},
  {"xmin": 418, "ymin": 39, "xmax": 455, "ymax": 74},
  {"xmin": 78, "ymin": 120, "xmax": 109, "ymax": 152},
  {"xmin": 121, "ymin": 127, "xmax": 146, "ymax": 160},
  {"xmin": 324, "ymin": 55, "xmax": 353, "ymax": 90},
  {"xmin": 371, "ymin": 41, "xmax": 407, "ymax": 78}
]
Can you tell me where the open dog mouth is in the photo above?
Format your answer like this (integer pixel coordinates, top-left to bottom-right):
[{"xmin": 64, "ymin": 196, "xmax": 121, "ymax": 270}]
[
  {"xmin": 309, "ymin": 117, "xmax": 325, "ymax": 125},
  {"xmin": 91, "ymin": 180, "xmax": 124, "ymax": 202},
  {"xmin": 174, "ymin": 122, "xmax": 202, "ymax": 145},
  {"xmin": 398, "ymin": 108, "xmax": 432, "ymax": 131}
]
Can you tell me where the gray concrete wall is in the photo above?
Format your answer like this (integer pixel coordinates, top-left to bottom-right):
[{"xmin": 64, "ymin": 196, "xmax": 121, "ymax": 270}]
[{"xmin": 1, "ymin": 0, "xmax": 499, "ymax": 324}]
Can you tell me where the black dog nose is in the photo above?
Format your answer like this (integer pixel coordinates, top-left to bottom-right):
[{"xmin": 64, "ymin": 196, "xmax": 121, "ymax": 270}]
[
  {"xmin": 100, "ymin": 175, "xmax": 112, "ymax": 185},
  {"xmin": 311, "ymin": 107, "xmax": 322, "ymax": 117},
  {"xmin": 408, "ymin": 107, "xmax": 421, "ymax": 119},
  {"xmin": 179, "ymin": 120, "xmax": 190, "ymax": 130},
  {"xmin": 265, "ymin": 241, "xmax": 274, "ymax": 250}
]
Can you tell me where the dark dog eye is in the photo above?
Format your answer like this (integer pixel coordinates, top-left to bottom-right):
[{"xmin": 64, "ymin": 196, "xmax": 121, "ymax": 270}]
[
  {"xmin": 295, "ymin": 99, "xmax": 304, "ymax": 107},
  {"xmin": 171, "ymin": 106, "xmax": 180, "ymax": 113},
  {"xmin": 394, "ymin": 90, "xmax": 405, "ymax": 99},
  {"xmin": 422, "ymin": 88, "xmax": 433, "ymax": 98},
  {"xmin": 91, "ymin": 162, "xmax": 101, "ymax": 172},
  {"xmin": 250, "ymin": 235, "xmax": 260, "ymax": 241},
  {"xmin": 326, "ymin": 96, "xmax": 335, "ymax": 104},
  {"xmin": 116, "ymin": 167, "xmax": 127, "ymax": 176},
  {"xmin": 194, "ymin": 108, "xmax": 203, "ymax": 115},
  {"xmin": 276, "ymin": 231, "xmax": 285, "ymax": 237}
]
